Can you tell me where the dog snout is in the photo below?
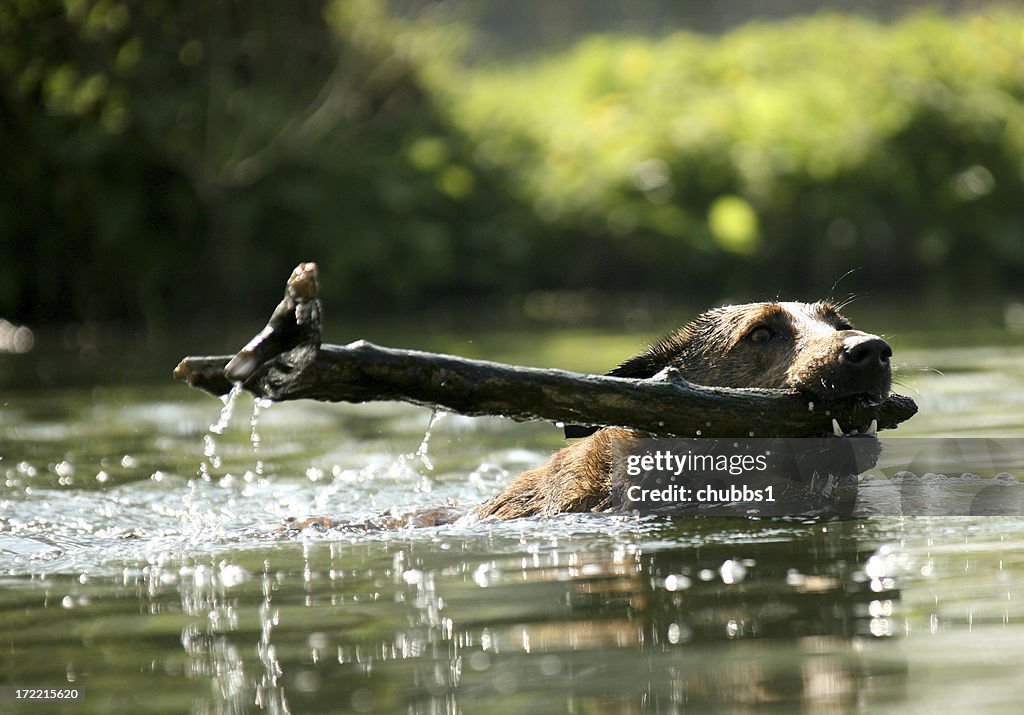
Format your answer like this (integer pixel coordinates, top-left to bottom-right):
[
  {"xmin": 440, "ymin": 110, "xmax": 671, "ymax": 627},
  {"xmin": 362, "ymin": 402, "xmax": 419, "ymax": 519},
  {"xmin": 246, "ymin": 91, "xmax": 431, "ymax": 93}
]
[
  {"xmin": 838, "ymin": 333, "xmax": 893, "ymax": 399},
  {"xmin": 841, "ymin": 334, "xmax": 892, "ymax": 369}
]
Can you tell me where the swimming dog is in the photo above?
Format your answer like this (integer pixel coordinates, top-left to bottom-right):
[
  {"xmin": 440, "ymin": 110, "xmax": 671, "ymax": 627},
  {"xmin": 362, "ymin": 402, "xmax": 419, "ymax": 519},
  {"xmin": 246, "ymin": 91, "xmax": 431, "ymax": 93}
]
[{"xmin": 472, "ymin": 300, "xmax": 891, "ymax": 520}]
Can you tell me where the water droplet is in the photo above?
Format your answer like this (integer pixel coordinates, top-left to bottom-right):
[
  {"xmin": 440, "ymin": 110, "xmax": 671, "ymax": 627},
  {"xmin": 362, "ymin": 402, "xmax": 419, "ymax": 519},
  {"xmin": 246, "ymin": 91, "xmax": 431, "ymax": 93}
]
[{"xmin": 199, "ymin": 382, "xmax": 243, "ymax": 479}]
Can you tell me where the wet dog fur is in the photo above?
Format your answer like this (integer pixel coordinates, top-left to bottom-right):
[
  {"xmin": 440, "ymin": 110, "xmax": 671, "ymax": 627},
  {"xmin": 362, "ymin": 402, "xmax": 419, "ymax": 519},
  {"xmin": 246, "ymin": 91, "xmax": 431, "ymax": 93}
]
[
  {"xmin": 291, "ymin": 300, "xmax": 892, "ymax": 530},
  {"xmin": 471, "ymin": 300, "xmax": 892, "ymax": 521}
]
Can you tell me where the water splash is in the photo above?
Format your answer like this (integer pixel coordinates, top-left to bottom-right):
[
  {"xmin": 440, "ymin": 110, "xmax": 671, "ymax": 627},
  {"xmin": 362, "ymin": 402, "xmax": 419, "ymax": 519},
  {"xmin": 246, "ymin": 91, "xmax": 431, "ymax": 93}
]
[
  {"xmin": 186, "ymin": 383, "xmax": 244, "ymax": 542},
  {"xmin": 250, "ymin": 397, "xmax": 273, "ymax": 478},
  {"xmin": 414, "ymin": 409, "xmax": 448, "ymax": 472},
  {"xmin": 385, "ymin": 409, "xmax": 449, "ymax": 494},
  {"xmin": 199, "ymin": 382, "xmax": 243, "ymax": 480}
]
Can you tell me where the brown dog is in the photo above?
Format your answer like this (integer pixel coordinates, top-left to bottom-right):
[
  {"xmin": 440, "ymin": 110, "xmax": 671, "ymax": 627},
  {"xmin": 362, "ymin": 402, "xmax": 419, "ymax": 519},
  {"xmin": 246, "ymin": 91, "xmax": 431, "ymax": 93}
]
[
  {"xmin": 290, "ymin": 300, "xmax": 891, "ymax": 530},
  {"xmin": 472, "ymin": 300, "xmax": 892, "ymax": 520}
]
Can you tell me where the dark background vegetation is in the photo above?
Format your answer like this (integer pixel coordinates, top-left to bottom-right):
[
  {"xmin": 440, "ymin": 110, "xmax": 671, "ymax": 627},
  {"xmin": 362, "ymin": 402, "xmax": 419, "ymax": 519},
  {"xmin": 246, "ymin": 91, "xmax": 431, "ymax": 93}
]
[{"xmin": 2, "ymin": 0, "xmax": 1023, "ymax": 336}]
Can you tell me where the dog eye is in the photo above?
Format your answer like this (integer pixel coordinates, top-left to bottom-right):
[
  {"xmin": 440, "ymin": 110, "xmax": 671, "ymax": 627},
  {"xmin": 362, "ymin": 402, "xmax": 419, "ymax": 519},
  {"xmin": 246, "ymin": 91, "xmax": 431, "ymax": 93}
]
[
  {"xmin": 835, "ymin": 321, "xmax": 853, "ymax": 331},
  {"xmin": 746, "ymin": 326, "xmax": 774, "ymax": 343}
]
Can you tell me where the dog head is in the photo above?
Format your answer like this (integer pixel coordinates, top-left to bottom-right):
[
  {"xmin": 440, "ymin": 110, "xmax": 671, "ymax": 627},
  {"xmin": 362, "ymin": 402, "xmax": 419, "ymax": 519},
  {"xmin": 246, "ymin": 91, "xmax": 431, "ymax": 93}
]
[{"xmin": 611, "ymin": 301, "xmax": 892, "ymax": 402}]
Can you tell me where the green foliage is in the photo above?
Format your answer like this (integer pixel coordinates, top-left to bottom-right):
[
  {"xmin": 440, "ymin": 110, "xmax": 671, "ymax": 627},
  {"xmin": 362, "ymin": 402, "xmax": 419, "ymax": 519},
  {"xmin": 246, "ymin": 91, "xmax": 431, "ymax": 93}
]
[
  {"xmin": 2, "ymin": 5, "xmax": 1024, "ymax": 329},
  {"xmin": 0, "ymin": 0, "xmax": 537, "ymax": 328},
  {"xmin": 432, "ymin": 10, "xmax": 1024, "ymax": 297}
]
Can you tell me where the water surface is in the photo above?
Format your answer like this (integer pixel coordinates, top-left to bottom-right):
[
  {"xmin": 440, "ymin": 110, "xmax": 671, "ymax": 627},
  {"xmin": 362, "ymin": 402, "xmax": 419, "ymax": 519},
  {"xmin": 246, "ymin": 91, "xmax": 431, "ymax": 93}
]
[{"xmin": 1, "ymin": 341, "xmax": 1023, "ymax": 713}]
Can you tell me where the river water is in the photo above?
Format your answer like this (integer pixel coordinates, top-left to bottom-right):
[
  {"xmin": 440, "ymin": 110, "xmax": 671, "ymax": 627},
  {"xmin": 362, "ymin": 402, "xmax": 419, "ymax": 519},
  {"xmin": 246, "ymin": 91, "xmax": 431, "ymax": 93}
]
[{"xmin": 1, "ymin": 339, "xmax": 1023, "ymax": 713}]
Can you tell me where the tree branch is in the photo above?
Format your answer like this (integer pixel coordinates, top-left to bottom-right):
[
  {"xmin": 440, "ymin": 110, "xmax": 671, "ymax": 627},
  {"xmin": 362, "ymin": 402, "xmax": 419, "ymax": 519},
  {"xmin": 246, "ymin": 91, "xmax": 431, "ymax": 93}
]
[{"xmin": 173, "ymin": 263, "xmax": 918, "ymax": 438}]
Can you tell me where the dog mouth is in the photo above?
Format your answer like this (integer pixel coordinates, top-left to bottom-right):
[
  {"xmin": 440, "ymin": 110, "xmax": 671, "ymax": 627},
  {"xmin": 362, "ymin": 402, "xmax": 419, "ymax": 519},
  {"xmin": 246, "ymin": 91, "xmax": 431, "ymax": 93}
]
[
  {"xmin": 804, "ymin": 389, "xmax": 888, "ymax": 438},
  {"xmin": 827, "ymin": 416, "xmax": 878, "ymax": 438}
]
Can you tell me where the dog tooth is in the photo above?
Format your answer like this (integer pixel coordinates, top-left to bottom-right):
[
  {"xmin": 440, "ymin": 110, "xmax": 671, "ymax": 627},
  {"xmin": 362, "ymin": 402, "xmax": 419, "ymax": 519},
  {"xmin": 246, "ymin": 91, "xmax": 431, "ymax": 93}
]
[
  {"xmin": 866, "ymin": 419, "xmax": 878, "ymax": 436},
  {"xmin": 832, "ymin": 418, "xmax": 843, "ymax": 437}
]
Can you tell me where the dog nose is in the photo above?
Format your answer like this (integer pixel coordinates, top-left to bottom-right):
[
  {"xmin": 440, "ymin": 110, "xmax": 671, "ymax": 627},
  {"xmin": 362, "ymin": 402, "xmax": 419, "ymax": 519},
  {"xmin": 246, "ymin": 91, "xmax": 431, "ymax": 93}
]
[{"xmin": 841, "ymin": 334, "xmax": 892, "ymax": 368}]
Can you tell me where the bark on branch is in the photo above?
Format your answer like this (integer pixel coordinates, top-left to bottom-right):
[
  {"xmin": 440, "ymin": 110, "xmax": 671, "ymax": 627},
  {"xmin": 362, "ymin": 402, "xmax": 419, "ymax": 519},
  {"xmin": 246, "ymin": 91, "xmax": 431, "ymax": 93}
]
[{"xmin": 173, "ymin": 263, "xmax": 917, "ymax": 438}]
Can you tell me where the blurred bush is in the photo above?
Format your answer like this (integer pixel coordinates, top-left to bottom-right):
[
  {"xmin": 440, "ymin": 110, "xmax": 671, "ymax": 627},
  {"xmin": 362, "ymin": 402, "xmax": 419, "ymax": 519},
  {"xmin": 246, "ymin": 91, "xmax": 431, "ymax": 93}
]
[
  {"xmin": 2, "ymin": 3, "xmax": 1023, "ymax": 328},
  {"xmin": 433, "ymin": 10, "xmax": 1024, "ymax": 301},
  {"xmin": 0, "ymin": 0, "xmax": 540, "ymax": 328}
]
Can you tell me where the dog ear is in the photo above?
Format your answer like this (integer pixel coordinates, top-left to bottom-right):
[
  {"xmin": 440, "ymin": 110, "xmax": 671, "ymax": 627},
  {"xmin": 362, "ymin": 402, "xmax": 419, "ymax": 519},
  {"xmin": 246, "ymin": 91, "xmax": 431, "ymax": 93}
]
[{"xmin": 606, "ymin": 351, "xmax": 665, "ymax": 379}]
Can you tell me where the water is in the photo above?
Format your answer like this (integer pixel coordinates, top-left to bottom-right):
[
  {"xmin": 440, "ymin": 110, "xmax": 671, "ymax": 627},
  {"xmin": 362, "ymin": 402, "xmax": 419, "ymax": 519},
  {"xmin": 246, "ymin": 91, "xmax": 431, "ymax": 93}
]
[{"xmin": 1, "ymin": 342, "xmax": 1023, "ymax": 713}]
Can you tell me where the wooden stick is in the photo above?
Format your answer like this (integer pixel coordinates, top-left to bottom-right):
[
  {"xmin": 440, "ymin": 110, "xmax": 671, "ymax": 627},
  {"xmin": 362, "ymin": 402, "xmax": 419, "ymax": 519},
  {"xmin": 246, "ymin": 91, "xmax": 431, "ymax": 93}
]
[{"xmin": 173, "ymin": 263, "xmax": 917, "ymax": 438}]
